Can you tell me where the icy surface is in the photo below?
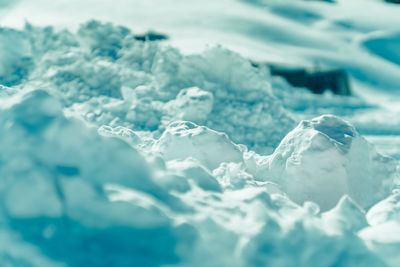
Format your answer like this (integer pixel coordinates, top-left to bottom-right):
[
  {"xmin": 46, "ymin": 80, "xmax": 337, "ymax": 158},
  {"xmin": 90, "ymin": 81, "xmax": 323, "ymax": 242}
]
[{"xmin": 1, "ymin": 1, "xmax": 400, "ymax": 266}]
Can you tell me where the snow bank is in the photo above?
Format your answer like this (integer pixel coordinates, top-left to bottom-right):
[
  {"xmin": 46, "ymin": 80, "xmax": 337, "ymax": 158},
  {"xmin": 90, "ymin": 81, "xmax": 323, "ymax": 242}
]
[
  {"xmin": 1, "ymin": 20, "xmax": 294, "ymax": 154},
  {"xmin": 1, "ymin": 20, "xmax": 400, "ymax": 267}
]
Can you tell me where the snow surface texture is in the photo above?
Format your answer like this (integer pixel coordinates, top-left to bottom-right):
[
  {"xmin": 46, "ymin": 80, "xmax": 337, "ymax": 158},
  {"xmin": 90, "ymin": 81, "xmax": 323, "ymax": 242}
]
[{"xmin": 0, "ymin": 20, "xmax": 400, "ymax": 267}]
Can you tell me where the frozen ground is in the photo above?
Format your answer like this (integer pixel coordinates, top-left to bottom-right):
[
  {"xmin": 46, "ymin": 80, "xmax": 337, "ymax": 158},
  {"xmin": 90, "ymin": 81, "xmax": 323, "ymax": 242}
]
[{"xmin": 1, "ymin": 0, "xmax": 400, "ymax": 266}]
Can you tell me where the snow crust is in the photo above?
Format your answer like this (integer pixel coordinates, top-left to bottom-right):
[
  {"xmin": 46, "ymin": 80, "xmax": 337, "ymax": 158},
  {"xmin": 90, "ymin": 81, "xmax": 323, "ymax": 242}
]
[{"xmin": 0, "ymin": 19, "xmax": 399, "ymax": 267}]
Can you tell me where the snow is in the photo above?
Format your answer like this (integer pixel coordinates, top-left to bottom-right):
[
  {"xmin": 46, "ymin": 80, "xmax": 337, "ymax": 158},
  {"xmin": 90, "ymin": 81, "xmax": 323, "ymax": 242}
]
[
  {"xmin": 366, "ymin": 191, "xmax": 400, "ymax": 226},
  {"xmin": 164, "ymin": 87, "xmax": 214, "ymax": 123},
  {"xmin": 154, "ymin": 121, "xmax": 244, "ymax": 170},
  {"xmin": 265, "ymin": 115, "xmax": 398, "ymax": 211},
  {"xmin": 1, "ymin": 0, "xmax": 400, "ymax": 266}
]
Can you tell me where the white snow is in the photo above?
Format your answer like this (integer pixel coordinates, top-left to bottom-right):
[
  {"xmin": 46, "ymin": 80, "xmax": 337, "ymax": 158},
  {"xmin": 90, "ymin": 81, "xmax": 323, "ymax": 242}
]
[
  {"xmin": 154, "ymin": 121, "xmax": 244, "ymax": 170},
  {"xmin": 1, "ymin": 0, "xmax": 400, "ymax": 266},
  {"xmin": 265, "ymin": 115, "xmax": 398, "ymax": 211}
]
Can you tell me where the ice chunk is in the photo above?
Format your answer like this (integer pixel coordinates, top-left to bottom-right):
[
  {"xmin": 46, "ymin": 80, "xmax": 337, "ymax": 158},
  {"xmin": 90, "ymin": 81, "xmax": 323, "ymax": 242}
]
[{"xmin": 267, "ymin": 115, "xmax": 398, "ymax": 211}]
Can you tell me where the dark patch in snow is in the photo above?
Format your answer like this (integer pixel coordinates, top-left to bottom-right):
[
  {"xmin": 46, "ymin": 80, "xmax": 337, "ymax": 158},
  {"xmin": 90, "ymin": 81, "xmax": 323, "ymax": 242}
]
[
  {"xmin": 268, "ymin": 64, "xmax": 352, "ymax": 96},
  {"xmin": 134, "ymin": 32, "xmax": 169, "ymax": 42}
]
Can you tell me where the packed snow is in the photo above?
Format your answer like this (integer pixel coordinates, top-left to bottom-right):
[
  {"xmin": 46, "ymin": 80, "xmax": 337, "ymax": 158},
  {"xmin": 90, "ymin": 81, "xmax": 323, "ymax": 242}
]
[{"xmin": 1, "ymin": 0, "xmax": 400, "ymax": 266}]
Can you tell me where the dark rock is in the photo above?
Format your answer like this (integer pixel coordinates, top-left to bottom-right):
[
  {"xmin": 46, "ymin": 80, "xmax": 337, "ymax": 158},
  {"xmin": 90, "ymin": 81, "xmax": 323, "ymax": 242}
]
[
  {"xmin": 253, "ymin": 62, "xmax": 352, "ymax": 96},
  {"xmin": 134, "ymin": 32, "xmax": 168, "ymax": 42},
  {"xmin": 385, "ymin": 0, "xmax": 400, "ymax": 4}
]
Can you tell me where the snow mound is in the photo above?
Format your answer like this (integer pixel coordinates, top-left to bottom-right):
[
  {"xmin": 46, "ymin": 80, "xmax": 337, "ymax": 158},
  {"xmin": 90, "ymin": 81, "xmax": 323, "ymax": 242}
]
[
  {"xmin": 267, "ymin": 115, "xmax": 398, "ymax": 211},
  {"xmin": 1, "ymin": 20, "xmax": 400, "ymax": 267},
  {"xmin": 0, "ymin": 20, "xmax": 295, "ymax": 154}
]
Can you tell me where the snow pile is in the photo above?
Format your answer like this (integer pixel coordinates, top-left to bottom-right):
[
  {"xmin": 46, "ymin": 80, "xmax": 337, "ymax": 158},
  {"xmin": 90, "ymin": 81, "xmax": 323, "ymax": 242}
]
[
  {"xmin": 4, "ymin": 20, "xmax": 295, "ymax": 154},
  {"xmin": 0, "ymin": 20, "xmax": 400, "ymax": 267},
  {"xmin": 249, "ymin": 115, "xmax": 398, "ymax": 211}
]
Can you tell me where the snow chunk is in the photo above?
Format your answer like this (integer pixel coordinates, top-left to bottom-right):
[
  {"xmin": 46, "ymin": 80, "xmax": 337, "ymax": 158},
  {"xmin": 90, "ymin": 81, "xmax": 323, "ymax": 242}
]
[
  {"xmin": 213, "ymin": 162, "xmax": 253, "ymax": 190},
  {"xmin": 165, "ymin": 86, "xmax": 214, "ymax": 124},
  {"xmin": 267, "ymin": 115, "xmax": 398, "ymax": 211},
  {"xmin": 154, "ymin": 121, "xmax": 244, "ymax": 170}
]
